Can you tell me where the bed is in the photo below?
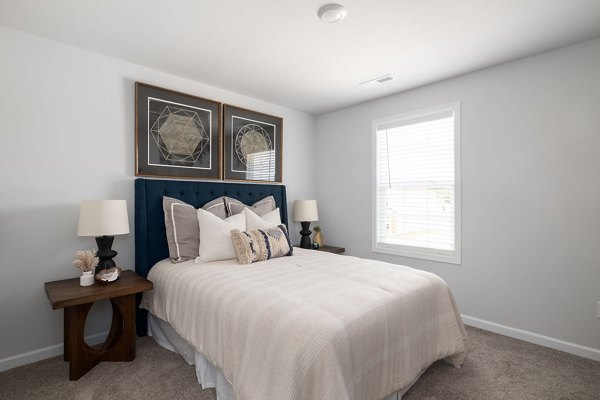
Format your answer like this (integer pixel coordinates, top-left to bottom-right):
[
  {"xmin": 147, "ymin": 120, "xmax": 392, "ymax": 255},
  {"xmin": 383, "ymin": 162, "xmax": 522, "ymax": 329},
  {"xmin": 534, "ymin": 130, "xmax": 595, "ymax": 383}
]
[{"xmin": 135, "ymin": 178, "xmax": 466, "ymax": 400}]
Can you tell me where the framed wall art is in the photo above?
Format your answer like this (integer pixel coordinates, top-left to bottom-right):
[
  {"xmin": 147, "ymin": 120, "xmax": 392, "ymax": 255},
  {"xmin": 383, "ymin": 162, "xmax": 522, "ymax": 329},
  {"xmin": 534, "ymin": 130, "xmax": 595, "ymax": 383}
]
[
  {"xmin": 223, "ymin": 104, "xmax": 283, "ymax": 182},
  {"xmin": 135, "ymin": 82, "xmax": 221, "ymax": 180}
]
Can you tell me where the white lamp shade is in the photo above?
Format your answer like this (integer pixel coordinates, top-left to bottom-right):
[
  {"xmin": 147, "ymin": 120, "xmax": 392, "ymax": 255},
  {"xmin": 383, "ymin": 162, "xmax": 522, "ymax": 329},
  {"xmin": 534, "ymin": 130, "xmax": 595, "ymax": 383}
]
[
  {"xmin": 77, "ymin": 200, "xmax": 130, "ymax": 237},
  {"xmin": 293, "ymin": 200, "xmax": 319, "ymax": 222}
]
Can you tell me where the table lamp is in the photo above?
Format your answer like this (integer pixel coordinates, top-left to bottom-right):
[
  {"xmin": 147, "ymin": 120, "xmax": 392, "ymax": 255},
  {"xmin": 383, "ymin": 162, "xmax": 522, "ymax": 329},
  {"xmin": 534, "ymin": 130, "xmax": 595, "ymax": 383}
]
[
  {"xmin": 293, "ymin": 200, "xmax": 319, "ymax": 249},
  {"xmin": 77, "ymin": 200, "xmax": 130, "ymax": 274}
]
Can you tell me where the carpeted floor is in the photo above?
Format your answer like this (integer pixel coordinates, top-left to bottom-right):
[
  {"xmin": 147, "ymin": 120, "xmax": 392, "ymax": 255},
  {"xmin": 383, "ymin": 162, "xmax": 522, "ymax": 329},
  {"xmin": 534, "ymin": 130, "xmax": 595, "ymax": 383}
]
[{"xmin": 1, "ymin": 326, "xmax": 598, "ymax": 400}]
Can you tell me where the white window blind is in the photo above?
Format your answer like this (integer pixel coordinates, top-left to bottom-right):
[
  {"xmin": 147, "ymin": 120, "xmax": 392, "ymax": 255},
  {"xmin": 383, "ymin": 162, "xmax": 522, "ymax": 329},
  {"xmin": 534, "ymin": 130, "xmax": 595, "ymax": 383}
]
[
  {"xmin": 373, "ymin": 103, "xmax": 461, "ymax": 264},
  {"xmin": 246, "ymin": 150, "xmax": 275, "ymax": 181}
]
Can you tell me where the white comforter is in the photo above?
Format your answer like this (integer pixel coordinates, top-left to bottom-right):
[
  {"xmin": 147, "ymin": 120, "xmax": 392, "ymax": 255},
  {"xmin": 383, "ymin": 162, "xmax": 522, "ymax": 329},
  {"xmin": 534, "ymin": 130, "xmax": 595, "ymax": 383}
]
[{"xmin": 141, "ymin": 248, "xmax": 466, "ymax": 400}]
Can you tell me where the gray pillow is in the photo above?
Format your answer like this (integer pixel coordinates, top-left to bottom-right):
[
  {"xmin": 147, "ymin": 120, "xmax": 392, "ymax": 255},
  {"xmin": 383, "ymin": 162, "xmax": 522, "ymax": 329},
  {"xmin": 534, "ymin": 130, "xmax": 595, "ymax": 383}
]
[
  {"xmin": 163, "ymin": 196, "xmax": 228, "ymax": 262},
  {"xmin": 226, "ymin": 195, "xmax": 276, "ymax": 217},
  {"xmin": 202, "ymin": 197, "xmax": 227, "ymax": 219}
]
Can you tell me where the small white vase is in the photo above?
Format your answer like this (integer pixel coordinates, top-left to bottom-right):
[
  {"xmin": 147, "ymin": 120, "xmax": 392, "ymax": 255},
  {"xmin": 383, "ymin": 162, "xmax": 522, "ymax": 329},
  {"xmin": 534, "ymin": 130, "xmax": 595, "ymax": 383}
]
[{"xmin": 80, "ymin": 270, "xmax": 94, "ymax": 287}]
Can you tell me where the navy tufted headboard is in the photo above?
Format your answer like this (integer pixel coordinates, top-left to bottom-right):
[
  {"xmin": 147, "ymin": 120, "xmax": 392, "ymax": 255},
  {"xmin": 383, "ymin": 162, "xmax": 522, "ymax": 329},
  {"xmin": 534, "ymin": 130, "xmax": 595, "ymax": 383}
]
[
  {"xmin": 134, "ymin": 178, "xmax": 288, "ymax": 335},
  {"xmin": 135, "ymin": 178, "xmax": 288, "ymax": 277}
]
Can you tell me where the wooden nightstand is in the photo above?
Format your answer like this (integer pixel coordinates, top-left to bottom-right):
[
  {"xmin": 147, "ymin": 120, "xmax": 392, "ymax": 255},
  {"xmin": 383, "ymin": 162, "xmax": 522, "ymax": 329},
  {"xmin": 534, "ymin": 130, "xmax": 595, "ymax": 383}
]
[
  {"xmin": 317, "ymin": 245, "xmax": 345, "ymax": 254},
  {"xmin": 296, "ymin": 245, "xmax": 346, "ymax": 254},
  {"xmin": 44, "ymin": 270, "xmax": 153, "ymax": 380}
]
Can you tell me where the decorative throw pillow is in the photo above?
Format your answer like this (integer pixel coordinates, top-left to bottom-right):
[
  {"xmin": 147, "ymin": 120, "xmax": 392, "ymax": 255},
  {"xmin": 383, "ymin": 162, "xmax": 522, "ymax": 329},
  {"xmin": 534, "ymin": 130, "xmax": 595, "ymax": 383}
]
[
  {"xmin": 231, "ymin": 225, "xmax": 293, "ymax": 265},
  {"xmin": 163, "ymin": 197, "xmax": 199, "ymax": 262},
  {"xmin": 197, "ymin": 208, "xmax": 246, "ymax": 262},
  {"xmin": 163, "ymin": 196, "xmax": 229, "ymax": 262},
  {"xmin": 226, "ymin": 195, "xmax": 276, "ymax": 217},
  {"xmin": 244, "ymin": 207, "xmax": 282, "ymax": 231},
  {"xmin": 202, "ymin": 196, "xmax": 228, "ymax": 219}
]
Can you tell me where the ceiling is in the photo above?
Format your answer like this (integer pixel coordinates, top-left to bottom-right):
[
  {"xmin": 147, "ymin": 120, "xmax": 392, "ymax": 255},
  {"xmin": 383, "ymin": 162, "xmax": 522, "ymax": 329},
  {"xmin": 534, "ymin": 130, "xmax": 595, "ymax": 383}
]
[{"xmin": 1, "ymin": 0, "xmax": 600, "ymax": 115}]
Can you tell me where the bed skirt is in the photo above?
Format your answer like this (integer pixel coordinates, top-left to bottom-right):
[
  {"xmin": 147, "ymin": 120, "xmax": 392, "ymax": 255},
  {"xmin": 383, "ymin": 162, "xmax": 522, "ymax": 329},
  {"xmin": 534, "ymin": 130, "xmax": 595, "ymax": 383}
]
[{"xmin": 147, "ymin": 313, "xmax": 407, "ymax": 400}]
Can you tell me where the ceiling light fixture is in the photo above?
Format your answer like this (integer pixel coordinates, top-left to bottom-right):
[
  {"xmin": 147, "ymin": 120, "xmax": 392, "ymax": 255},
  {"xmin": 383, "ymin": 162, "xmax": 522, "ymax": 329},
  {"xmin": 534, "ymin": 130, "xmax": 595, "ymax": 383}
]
[
  {"xmin": 317, "ymin": 4, "xmax": 347, "ymax": 23},
  {"xmin": 359, "ymin": 74, "xmax": 394, "ymax": 88}
]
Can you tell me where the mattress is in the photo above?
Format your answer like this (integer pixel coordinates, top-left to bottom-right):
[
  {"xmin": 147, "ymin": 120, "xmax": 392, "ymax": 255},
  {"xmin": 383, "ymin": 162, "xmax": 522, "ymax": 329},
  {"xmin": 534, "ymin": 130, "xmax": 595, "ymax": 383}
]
[{"xmin": 140, "ymin": 248, "xmax": 466, "ymax": 400}]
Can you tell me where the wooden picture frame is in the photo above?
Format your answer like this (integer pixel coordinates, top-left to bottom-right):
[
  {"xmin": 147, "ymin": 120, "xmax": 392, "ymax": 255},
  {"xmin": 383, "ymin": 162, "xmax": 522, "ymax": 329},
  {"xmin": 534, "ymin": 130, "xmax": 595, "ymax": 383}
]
[
  {"xmin": 135, "ymin": 82, "xmax": 221, "ymax": 180},
  {"xmin": 223, "ymin": 104, "xmax": 283, "ymax": 182}
]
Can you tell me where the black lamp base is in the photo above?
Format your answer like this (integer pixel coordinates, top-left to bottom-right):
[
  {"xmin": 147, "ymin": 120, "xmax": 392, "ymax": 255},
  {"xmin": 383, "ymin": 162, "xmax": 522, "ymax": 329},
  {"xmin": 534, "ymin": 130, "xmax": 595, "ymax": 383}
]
[
  {"xmin": 95, "ymin": 235, "xmax": 117, "ymax": 275},
  {"xmin": 299, "ymin": 221, "xmax": 312, "ymax": 249}
]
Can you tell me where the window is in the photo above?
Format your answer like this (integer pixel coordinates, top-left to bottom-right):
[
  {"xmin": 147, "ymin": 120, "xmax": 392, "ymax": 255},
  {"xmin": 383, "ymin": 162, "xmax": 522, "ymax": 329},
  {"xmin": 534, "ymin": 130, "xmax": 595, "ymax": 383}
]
[
  {"xmin": 372, "ymin": 102, "xmax": 461, "ymax": 264},
  {"xmin": 246, "ymin": 150, "xmax": 275, "ymax": 181}
]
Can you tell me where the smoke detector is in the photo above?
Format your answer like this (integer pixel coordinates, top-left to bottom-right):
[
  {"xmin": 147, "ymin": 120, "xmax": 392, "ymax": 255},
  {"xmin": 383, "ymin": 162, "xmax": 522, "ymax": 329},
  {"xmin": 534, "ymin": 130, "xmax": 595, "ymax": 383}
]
[
  {"xmin": 317, "ymin": 4, "xmax": 347, "ymax": 23},
  {"xmin": 360, "ymin": 75, "xmax": 394, "ymax": 88}
]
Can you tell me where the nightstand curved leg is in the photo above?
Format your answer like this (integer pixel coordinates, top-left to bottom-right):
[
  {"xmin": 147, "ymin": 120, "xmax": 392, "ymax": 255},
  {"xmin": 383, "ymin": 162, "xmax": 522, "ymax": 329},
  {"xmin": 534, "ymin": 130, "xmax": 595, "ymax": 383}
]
[
  {"xmin": 100, "ymin": 294, "xmax": 135, "ymax": 362},
  {"xmin": 100, "ymin": 298, "xmax": 125, "ymax": 351},
  {"xmin": 63, "ymin": 294, "xmax": 136, "ymax": 380},
  {"xmin": 64, "ymin": 302, "xmax": 94, "ymax": 380}
]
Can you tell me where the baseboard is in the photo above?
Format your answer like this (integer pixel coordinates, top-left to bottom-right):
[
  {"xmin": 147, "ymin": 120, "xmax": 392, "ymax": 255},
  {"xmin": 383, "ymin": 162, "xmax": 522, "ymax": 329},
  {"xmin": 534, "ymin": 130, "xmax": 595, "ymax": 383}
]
[
  {"xmin": 461, "ymin": 314, "xmax": 600, "ymax": 362},
  {"xmin": 0, "ymin": 331, "xmax": 109, "ymax": 372},
  {"xmin": 3, "ymin": 317, "xmax": 598, "ymax": 372}
]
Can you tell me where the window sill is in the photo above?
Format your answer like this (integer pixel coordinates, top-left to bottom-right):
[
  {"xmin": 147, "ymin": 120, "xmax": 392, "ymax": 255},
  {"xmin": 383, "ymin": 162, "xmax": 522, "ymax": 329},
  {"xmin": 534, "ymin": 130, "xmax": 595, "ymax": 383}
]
[{"xmin": 372, "ymin": 244, "xmax": 461, "ymax": 265}]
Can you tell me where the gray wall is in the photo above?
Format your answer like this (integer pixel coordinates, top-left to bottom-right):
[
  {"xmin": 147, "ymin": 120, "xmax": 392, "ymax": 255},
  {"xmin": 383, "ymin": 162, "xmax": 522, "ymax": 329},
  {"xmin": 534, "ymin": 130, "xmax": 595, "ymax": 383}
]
[
  {"xmin": 0, "ymin": 26, "xmax": 316, "ymax": 363},
  {"xmin": 316, "ymin": 37, "xmax": 600, "ymax": 351},
  {"xmin": 1, "ymin": 23, "xmax": 598, "ymax": 366}
]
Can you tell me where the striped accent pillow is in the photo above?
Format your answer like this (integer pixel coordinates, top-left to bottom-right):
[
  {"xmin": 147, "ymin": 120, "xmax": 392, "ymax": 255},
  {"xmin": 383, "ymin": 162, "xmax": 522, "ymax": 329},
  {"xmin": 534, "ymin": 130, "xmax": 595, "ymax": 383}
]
[{"xmin": 231, "ymin": 225, "xmax": 293, "ymax": 264}]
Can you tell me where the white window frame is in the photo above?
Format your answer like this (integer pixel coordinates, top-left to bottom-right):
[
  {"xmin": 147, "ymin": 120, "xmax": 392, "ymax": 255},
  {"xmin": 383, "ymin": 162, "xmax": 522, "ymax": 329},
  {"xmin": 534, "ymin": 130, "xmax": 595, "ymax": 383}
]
[{"xmin": 371, "ymin": 102, "xmax": 461, "ymax": 264}]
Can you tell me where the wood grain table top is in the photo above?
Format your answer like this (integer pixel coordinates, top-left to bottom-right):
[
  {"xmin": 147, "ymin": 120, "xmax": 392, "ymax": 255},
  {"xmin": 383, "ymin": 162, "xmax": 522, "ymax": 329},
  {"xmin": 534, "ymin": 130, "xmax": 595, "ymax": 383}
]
[
  {"xmin": 44, "ymin": 270, "xmax": 153, "ymax": 310},
  {"xmin": 317, "ymin": 245, "xmax": 346, "ymax": 254}
]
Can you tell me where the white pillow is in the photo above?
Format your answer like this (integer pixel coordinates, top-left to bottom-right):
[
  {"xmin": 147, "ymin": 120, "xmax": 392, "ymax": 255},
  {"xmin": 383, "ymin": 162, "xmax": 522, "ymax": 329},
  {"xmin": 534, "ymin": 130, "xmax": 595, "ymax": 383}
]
[
  {"xmin": 244, "ymin": 207, "xmax": 282, "ymax": 231},
  {"xmin": 197, "ymin": 208, "xmax": 246, "ymax": 262}
]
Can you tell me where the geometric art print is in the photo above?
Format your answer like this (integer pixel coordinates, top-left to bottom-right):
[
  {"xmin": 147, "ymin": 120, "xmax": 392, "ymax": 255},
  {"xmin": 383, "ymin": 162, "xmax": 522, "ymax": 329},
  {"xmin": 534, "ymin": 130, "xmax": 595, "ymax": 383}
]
[
  {"xmin": 135, "ymin": 82, "xmax": 221, "ymax": 180},
  {"xmin": 223, "ymin": 104, "xmax": 282, "ymax": 183},
  {"xmin": 148, "ymin": 99, "xmax": 211, "ymax": 169}
]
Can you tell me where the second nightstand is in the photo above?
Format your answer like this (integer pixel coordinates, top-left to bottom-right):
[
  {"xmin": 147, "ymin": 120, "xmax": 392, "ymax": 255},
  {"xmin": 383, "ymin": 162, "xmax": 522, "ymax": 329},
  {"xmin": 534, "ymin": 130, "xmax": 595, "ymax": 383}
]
[{"xmin": 316, "ymin": 245, "xmax": 345, "ymax": 254}]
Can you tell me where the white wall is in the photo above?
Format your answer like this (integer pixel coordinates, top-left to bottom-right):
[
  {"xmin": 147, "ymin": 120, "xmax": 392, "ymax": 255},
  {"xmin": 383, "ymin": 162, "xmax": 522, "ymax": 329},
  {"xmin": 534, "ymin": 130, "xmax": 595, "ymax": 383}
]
[
  {"xmin": 316, "ymin": 38, "xmax": 600, "ymax": 354},
  {"xmin": 0, "ymin": 26, "xmax": 316, "ymax": 366}
]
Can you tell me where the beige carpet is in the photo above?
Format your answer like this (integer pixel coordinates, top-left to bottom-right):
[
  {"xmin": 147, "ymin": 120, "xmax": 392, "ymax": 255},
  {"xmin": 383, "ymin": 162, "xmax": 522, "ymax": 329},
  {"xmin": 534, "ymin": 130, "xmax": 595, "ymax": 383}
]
[{"xmin": 1, "ymin": 326, "xmax": 598, "ymax": 400}]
